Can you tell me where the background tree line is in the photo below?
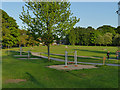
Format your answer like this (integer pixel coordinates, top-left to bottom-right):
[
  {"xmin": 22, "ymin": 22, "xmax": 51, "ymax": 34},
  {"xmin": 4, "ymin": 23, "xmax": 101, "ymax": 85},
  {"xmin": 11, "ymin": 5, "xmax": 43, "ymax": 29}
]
[
  {"xmin": 64, "ymin": 26, "xmax": 120, "ymax": 46},
  {"xmin": 1, "ymin": 9, "xmax": 39, "ymax": 48},
  {"xmin": 1, "ymin": 9, "xmax": 120, "ymax": 48}
]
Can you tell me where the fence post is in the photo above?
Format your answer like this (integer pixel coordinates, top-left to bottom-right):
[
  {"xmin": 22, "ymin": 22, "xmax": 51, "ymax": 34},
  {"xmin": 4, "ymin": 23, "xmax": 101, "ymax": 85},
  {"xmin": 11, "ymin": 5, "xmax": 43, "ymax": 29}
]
[
  {"xmin": 103, "ymin": 57, "xmax": 106, "ymax": 65},
  {"xmin": 64, "ymin": 51, "xmax": 68, "ymax": 67},
  {"xmin": 20, "ymin": 47, "xmax": 22, "ymax": 56},
  {"xmin": 74, "ymin": 51, "xmax": 78, "ymax": 67},
  {"xmin": 28, "ymin": 51, "xmax": 30, "ymax": 59}
]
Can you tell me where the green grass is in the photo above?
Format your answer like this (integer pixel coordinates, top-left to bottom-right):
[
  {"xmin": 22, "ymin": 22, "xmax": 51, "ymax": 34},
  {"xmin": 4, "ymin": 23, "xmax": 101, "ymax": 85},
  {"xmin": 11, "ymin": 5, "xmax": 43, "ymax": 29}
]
[
  {"xmin": 10, "ymin": 45, "xmax": 119, "ymax": 64},
  {"xmin": 9, "ymin": 45, "xmax": 118, "ymax": 56},
  {"xmin": 47, "ymin": 54, "xmax": 120, "ymax": 64},
  {"xmin": 2, "ymin": 46, "xmax": 119, "ymax": 88}
]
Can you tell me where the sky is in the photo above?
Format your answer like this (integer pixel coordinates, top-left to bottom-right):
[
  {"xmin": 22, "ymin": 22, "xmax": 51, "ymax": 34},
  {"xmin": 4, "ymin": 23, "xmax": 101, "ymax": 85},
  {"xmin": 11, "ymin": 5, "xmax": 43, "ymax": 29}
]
[
  {"xmin": 1, "ymin": 2, "xmax": 118, "ymax": 29},
  {"xmin": 1, "ymin": 0, "xmax": 120, "ymax": 2}
]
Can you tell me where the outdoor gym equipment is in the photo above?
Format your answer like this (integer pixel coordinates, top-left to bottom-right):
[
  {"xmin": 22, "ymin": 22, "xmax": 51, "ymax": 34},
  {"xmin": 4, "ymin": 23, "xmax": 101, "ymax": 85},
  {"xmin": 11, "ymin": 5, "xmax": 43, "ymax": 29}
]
[
  {"xmin": 64, "ymin": 51, "xmax": 78, "ymax": 67},
  {"xmin": 27, "ymin": 51, "xmax": 30, "ymax": 59},
  {"xmin": 14, "ymin": 47, "xmax": 30, "ymax": 57},
  {"xmin": 20, "ymin": 47, "xmax": 23, "ymax": 55}
]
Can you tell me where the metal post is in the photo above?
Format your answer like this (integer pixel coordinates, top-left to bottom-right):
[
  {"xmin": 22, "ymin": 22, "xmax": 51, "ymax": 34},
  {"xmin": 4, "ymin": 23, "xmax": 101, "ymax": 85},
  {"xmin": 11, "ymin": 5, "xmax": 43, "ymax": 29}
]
[
  {"xmin": 8, "ymin": 45, "xmax": 9, "ymax": 56},
  {"xmin": 28, "ymin": 51, "xmax": 30, "ymax": 59},
  {"xmin": 103, "ymin": 57, "xmax": 106, "ymax": 65},
  {"xmin": 20, "ymin": 47, "xmax": 22, "ymax": 56},
  {"xmin": 74, "ymin": 51, "xmax": 77, "ymax": 67},
  {"xmin": 65, "ymin": 51, "xmax": 68, "ymax": 67}
]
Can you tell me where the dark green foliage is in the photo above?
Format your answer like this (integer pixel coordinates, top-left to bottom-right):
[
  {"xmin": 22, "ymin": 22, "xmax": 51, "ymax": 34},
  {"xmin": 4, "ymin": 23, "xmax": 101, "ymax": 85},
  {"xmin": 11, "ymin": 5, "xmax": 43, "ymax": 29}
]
[
  {"xmin": 113, "ymin": 34, "xmax": 120, "ymax": 46},
  {"xmin": 1, "ymin": 9, "xmax": 20, "ymax": 47},
  {"xmin": 68, "ymin": 29, "xmax": 76, "ymax": 45},
  {"xmin": 115, "ymin": 26, "xmax": 120, "ymax": 34},
  {"xmin": 103, "ymin": 33, "xmax": 113, "ymax": 46},
  {"xmin": 1, "ymin": 9, "xmax": 38, "ymax": 48},
  {"xmin": 95, "ymin": 35, "xmax": 104, "ymax": 46},
  {"xmin": 66, "ymin": 25, "xmax": 119, "ymax": 46},
  {"xmin": 97, "ymin": 25, "xmax": 116, "ymax": 35}
]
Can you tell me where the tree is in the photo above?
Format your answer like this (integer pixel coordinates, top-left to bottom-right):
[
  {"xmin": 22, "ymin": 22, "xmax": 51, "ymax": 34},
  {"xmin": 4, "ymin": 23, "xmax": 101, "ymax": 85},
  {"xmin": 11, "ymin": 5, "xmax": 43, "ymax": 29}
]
[
  {"xmin": 113, "ymin": 34, "xmax": 120, "ymax": 46},
  {"xmin": 103, "ymin": 33, "xmax": 113, "ymax": 46},
  {"xmin": 68, "ymin": 29, "xmax": 76, "ymax": 45},
  {"xmin": 18, "ymin": 29, "xmax": 28, "ymax": 47},
  {"xmin": 74, "ymin": 27, "xmax": 89, "ymax": 45},
  {"xmin": 83, "ymin": 33, "xmax": 90, "ymax": 46},
  {"xmin": 87, "ymin": 27, "xmax": 97, "ymax": 45},
  {"xmin": 1, "ymin": 9, "xmax": 20, "ymax": 48},
  {"xmin": 20, "ymin": 1, "xmax": 80, "ymax": 61},
  {"xmin": 115, "ymin": 26, "xmax": 120, "ymax": 34},
  {"xmin": 97, "ymin": 25, "xmax": 116, "ymax": 36},
  {"xmin": 95, "ymin": 35, "xmax": 104, "ymax": 46},
  {"xmin": 74, "ymin": 28, "xmax": 80, "ymax": 44}
]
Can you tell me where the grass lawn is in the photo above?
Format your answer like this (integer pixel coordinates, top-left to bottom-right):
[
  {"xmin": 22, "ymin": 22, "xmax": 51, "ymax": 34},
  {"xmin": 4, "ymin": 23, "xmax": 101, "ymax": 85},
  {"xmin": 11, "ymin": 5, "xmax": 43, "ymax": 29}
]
[
  {"xmin": 2, "ymin": 46, "xmax": 119, "ymax": 88},
  {"xmin": 10, "ymin": 45, "xmax": 120, "ymax": 64},
  {"xmin": 10, "ymin": 45, "xmax": 118, "ymax": 58},
  {"xmin": 46, "ymin": 54, "xmax": 120, "ymax": 64}
]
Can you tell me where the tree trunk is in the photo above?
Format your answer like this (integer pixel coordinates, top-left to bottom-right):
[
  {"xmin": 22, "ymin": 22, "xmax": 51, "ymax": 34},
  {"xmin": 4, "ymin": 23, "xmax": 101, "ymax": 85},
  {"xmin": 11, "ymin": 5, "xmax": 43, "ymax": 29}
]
[
  {"xmin": 47, "ymin": 45, "xmax": 50, "ymax": 61},
  {"xmin": 24, "ymin": 44, "xmax": 26, "ymax": 47},
  {"xmin": 33, "ymin": 43, "xmax": 34, "ymax": 46},
  {"xmin": 19, "ymin": 44, "xmax": 20, "ymax": 48},
  {"xmin": 118, "ymin": 46, "xmax": 120, "ymax": 51}
]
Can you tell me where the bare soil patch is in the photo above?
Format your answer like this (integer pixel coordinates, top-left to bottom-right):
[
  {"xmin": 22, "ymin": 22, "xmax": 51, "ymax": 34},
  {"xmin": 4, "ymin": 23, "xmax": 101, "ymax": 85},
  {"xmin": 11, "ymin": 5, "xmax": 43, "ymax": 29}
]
[
  {"xmin": 4, "ymin": 79, "xmax": 26, "ymax": 84},
  {"xmin": 47, "ymin": 64, "xmax": 97, "ymax": 70}
]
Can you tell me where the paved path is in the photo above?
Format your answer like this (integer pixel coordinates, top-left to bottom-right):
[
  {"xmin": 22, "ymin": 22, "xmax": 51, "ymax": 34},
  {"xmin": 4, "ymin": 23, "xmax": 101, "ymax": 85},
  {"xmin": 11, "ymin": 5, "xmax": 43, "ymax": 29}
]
[
  {"xmin": 15, "ymin": 50, "xmax": 118, "ymax": 60},
  {"xmin": 31, "ymin": 52, "xmax": 120, "ymax": 67},
  {"xmin": 43, "ymin": 53, "xmax": 119, "ymax": 60}
]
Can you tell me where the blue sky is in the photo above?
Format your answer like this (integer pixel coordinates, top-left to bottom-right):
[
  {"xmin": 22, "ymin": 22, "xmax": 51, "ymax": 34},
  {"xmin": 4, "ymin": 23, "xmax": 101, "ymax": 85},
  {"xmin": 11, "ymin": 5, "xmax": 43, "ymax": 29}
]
[{"xmin": 1, "ymin": 2, "xmax": 118, "ymax": 29}]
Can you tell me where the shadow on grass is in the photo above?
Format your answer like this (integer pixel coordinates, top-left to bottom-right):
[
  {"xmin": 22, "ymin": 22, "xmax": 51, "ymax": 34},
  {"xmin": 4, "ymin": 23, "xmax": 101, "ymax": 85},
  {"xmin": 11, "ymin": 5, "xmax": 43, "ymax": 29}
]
[
  {"xmin": 5, "ymin": 50, "xmax": 60, "ymax": 65},
  {"xmin": 25, "ymin": 72, "xmax": 39, "ymax": 84},
  {"xmin": 92, "ymin": 55, "xmax": 117, "ymax": 60},
  {"xmin": 8, "ymin": 50, "xmax": 39, "ymax": 58},
  {"xmin": 73, "ymin": 49, "xmax": 115, "ymax": 55},
  {"xmin": 25, "ymin": 72, "xmax": 45, "ymax": 87},
  {"xmin": 5, "ymin": 50, "xmax": 28, "ymax": 56},
  {"xmin": 65, "ymin": 71, "xmax": 83, "ymax": 79},
  {"xmin": 50, "ymin": 54, "xmax": 100, "ymax": 61}
]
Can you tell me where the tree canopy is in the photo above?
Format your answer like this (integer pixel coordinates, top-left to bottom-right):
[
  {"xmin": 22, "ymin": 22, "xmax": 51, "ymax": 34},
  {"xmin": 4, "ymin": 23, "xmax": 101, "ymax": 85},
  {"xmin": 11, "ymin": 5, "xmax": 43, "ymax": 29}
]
[
  {"xmin": 1, "ymin": 9, "xmax": 20, "ymax": 47},
  {"xmin": 65, "ymin": 25, "xmax": 119, "ymax": 46},
  {"xmin": 20, "ymin": 1, "xmax": 80, "ymax": 60}
]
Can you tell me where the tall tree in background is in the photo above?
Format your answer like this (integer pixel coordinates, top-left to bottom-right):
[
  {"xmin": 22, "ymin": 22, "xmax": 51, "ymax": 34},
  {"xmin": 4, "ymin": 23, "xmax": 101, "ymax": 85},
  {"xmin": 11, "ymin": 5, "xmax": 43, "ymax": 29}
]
[
  {"xmin": 68, "ymin": 29, "xmax": 76, "ymax": 45},
  {"xmin": 96, "ymin": 35, "xmax": 104, "ymax": 46},
  {"xmin": 104, "ymin": 33, "xmax": 113, "ymax": 46},
  {"xmin": 18, "ymin": 29, "xmax": 28, "ymax": 47},
  {"xmin": 87, "ymin": 26, "xmax": 97, "ymax": 45},
  {"xmin": 97, "ymin": 25, "xmax": 116, "ymax": 36},
  {"xmin": 115, "ymin": 26, "xmax": 120, "ymax": 34},
  {"xmin": 113, "ymin": 34, "xmax": 120, "ymax": 46},
  {"xmin": 20, "ymin": 1, "xmax": 80, "ymax": 61},
  {"xmin": 1, "ymin": 9, "xmax": 20, "ymax": 48}
]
